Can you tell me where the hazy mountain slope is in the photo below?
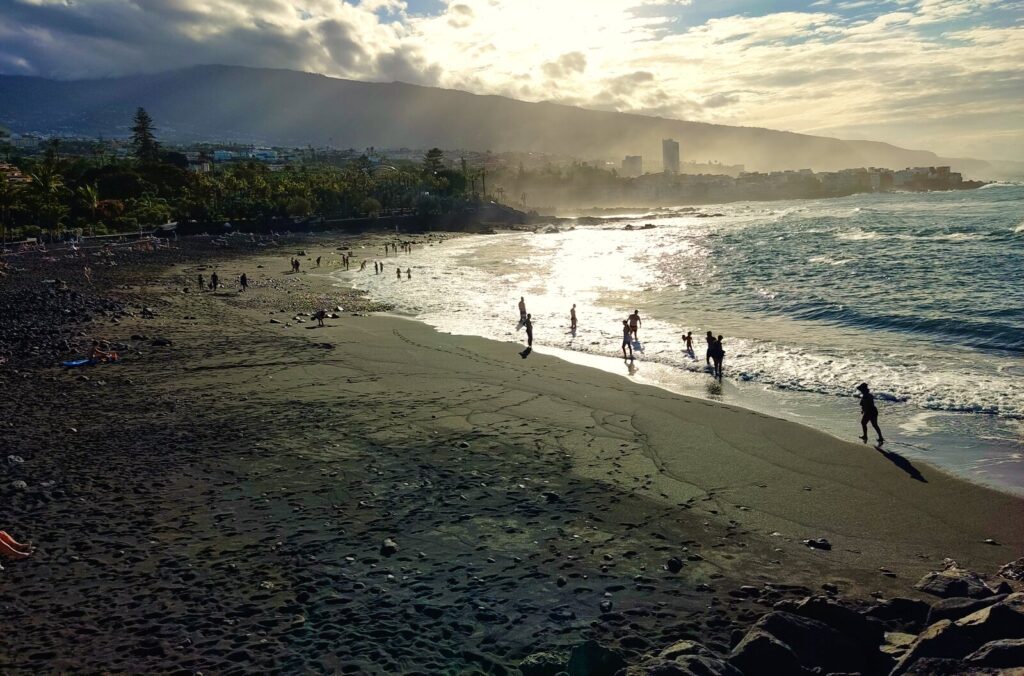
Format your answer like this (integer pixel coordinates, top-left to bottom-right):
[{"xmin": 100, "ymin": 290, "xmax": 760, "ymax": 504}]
[{"xmin": 0, "ymin": 64, "xmax": 992, "ymax": 174}]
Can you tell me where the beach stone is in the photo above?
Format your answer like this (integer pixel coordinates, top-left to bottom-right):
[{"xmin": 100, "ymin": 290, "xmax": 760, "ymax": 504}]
[
  {"xmin": 10, "ymin": 480, "xmax": 28, "ymax": 491},
  {"xmin": 801, "ymin": 538, "xmax": 831, "ymax": 550},
  {"xmin": 380, "ymin": 538, "xmax": 399, "ymax": 557},
  {"xmin": 881, "ymin": 631, "xmax": 918, "ymax": 659},
  {"xmin": 915, "ymin": 568, "xmax": 994, "ymax": 599},
  {"xmin": 643, "ymin": 656, "xmax": 742, "ymax": 676},
  {"xmin": 519, "ymin": 651, "xmax": 566, "ymax": 676},
  {"xmin": 728, "ymin": 631, "xmax": 801, "ymax": 675},
  {"xmin": 666, "ymin": 557, "xmax": 683, "ymax": 573},
  {"xmin": 792, "ymin": 595, "xmax": 884, "ymax": 650},
  {"xmin": 659, "ymin": 640, "xmax": 712, "ymax": 660},
  {"xmin": 728, "ymin": 611, "xmax": 865, "ymax": 674},
  {"xmin": 567, "ymin": 640, "xmax": 626, "ymax": 676},
  {"xmin": 965, "ymin": 638, "xmax": 1024, "ymax": 667},
  {"xmin": 893, "ymin": 594, "xmax": 1024, "ymax": 674},
  {"xmin": 1000, "ymin": 559, "xmax": 1024, "ymax": 582},
  {"xmin": 865, "ymin": 597, "xmax": 932, "ymax": 632},
  {"xmin": 150, "ymin": 337, "xmax": 172, "ymax": 347},
  {"xmin": 928, "ymin": 594, "xmax": 1007, "ymax": 625}
]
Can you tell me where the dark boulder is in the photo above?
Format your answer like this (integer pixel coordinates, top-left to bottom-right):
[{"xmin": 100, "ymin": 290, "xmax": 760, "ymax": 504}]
[
  {"xmin": 914, "ymin": 568, "xmax": 994, "ymax": 599},
  {"xmin": 728, "ymin": 611, "xmax": 866, "ymax": 674},
  {"xmin": 864, "ymin": 597, "xmax": 931, "ymax": 633},
  {"xmin": 791, "ymin": 595, "xmax": 883, "ymax": 650},
  {"xmin": 519, "ymin": 651, "xmax": 566, "ymax": 676},
  {"xmin": 927, "ymin": 594, "xmax": 1006, "ymax": 625},
  {"xmin": 965, "ymin": 638, "xmax": 1024, "ymax": 668},
  {"xmin": 567, "ymin": 640, "xmax": 626, "ymax": 676}
]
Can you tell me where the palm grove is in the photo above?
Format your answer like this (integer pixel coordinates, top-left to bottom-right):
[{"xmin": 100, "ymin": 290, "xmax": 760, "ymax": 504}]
[{"xmin": 0, "ymin": 108, "xmax": 474, "ymax": 242}]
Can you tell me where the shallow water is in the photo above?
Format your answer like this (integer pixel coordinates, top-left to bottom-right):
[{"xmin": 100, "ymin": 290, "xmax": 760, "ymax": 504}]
[{"xmin": 335, "ymin": 185, "xmax": 1024, "ymax": 493}]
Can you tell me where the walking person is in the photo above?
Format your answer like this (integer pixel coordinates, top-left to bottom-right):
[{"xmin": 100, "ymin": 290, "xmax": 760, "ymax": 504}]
[
  {"xmin": 197, "ymin": 273, "xmax": 204, "ymax": 292},
  {"xmin": 518, "ymin": 297, "xmax": 527, "ymax": 323},
  {"xmin": 570, "ymin": 304, "xmax": 577, "ymax": 331},
  {"xmin": 406, "ymin": 268, "xmax": 411, "ymax": 280},
  {"xmin": 628, "ymin": 310, "xmax": 641, "ymax": 340},
  {"xmin": 856, "ymin": 383, "xmax": 885, "ymax": 444},
  {"xmin": 621, "ymin": 320, "xmax": 634, "ymax": 360},
  {"xmin": 240, "ymin": 273, "xmax": 248, "ymax": 292},
  {"xmin": 210, "ymin": 271, "xmax": 219, "ymax": 291},
  {"xmin": 524, "ymin": 314, "xmax": 534, "ymax": 347}
]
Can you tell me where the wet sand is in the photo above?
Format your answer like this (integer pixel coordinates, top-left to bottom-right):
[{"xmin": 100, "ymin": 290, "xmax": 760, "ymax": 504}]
[{"xmin": 2, "ymin": 237, "xmax": 1022, "ymax": 672}]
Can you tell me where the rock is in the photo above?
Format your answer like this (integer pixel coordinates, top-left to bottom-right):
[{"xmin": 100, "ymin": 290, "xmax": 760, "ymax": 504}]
[
  {"xmin": 645, "ymin": 656, "xmax": 742, "ymax": 676},
  {"xmin": 599, "ymin": 600, "xmax": 613, "ymax": 613},
  {"xmin": 660, "ymin": 641, "xmax": 712, "ymax": 660},
  {"xmin": 801, "ymin": 538, "xmax": 831, "ymax": 550},
  {"xmin": 881, "ymin": 632, "xmax": 918, "ymax": 659},
  {"xmin": 556, "ymin": 576, "xmax": 567, "ymax": 587},
  {"xmin": 519, "ymin": 651, "xmax": 566, "ymax": 676},
  {"xmin": 9, "ymin": 480, "xmax": 28, "ymax": 490},
  {"xmin": 865, "ymin": 597, "xmax": 932, "ymax": 632},
  {"xmin": 269, "ymin": 318, "xmax": 282, "ymax": 324},
  {"xmin": 915, "ymin": 568, "xmax": 994, "ymax": 599},
  {"xmin": 1000, "ymin": 559, "xmax": 1024, "ymax": 582},
  {"xmin": 728, "ymin": 632, "xmax": 802, "ymax": 676},
  {"xmin": 928, "ymin": 595, "xmax": 1006, "ymax": 625},
  {"xmin": 893, "ymin": 593, "xmax": 1024, "ymax": 674},
  {"xmin": 791, "ymin": 595, "xmax": 884, "ymax": 650},
  {"xmin": 666, "ymin": 557, "xmax": 683, "ymax": 573},
  {"xmin": 567, "ymin": 640, "xmax": 627, "ymax": 676},
  {"xmin": 150, "ymin": 337, "xmax": 172, "ymax": 347},
  {"xmin": 542, "ymin": 491, "xmax": 562, "ymax": 503},
  {"xmin": 6, "ymin": 455, "xmax": 24, "ymax": 464},
  {"xmin": 728, "ymin": 611, "xmax": 866, "ymax": 674},
  {"xmin": 965, "ymin": 638, "xmax": 1024, "ymax": 667},
  {"xmin": 380, "ymin": 538, "xmax": 399, "ymax": 557}
]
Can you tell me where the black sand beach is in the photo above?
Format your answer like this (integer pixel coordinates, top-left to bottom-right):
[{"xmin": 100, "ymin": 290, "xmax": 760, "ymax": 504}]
[{"xmin": 2, "ymin": 235, "xmax": 1023, "ymax": 674}]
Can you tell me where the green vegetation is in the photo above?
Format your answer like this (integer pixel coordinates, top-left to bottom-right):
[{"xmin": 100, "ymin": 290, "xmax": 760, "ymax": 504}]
[{"xmin": 0, "ymin": 109, "xmax": 477, "ymax": 242}]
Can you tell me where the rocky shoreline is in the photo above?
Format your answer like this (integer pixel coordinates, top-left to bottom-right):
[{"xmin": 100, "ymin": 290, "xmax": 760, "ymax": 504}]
[{"xmin": 2, "ymin": 234, "xmax": 1023, "ymax": 674}]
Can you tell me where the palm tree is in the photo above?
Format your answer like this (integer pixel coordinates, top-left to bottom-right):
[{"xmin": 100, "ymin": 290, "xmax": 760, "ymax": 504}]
[
  {"xmin": 0, "ymin": 173, "xmax": 23, "ymax": 245},
  {"xmin": 29, "ymin": 165, "xmax": 68, "ymax": 240},
  {"xmin": 77, "ymin": 183, "xmax": 100, "ymax": 236}
]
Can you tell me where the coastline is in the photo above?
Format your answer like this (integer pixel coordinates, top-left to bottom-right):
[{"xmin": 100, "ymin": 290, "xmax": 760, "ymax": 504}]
[{"xmin": 2, "ymin": 234, "xmax": 1022, "ymax": 672}]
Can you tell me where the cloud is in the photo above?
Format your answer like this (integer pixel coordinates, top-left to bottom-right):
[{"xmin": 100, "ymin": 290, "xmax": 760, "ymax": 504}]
[
  {"xmin": 0, "ymin": 0, "xmax": 1020, "ymax": 159},
  {"xmin": 541, "ymin": 52, "xmax": 587, "ymax": 79}
]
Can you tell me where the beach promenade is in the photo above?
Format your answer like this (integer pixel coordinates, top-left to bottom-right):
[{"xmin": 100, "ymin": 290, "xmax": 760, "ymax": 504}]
[{"xmin": 2, "ymin": 235, "xmax": 1022, "ymax": 673}]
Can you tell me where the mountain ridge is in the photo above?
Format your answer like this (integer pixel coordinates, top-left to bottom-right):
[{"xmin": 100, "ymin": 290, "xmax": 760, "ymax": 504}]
[{"xmin": 0, "ymin": 64, "xmax": 1004, "ymax": 177}]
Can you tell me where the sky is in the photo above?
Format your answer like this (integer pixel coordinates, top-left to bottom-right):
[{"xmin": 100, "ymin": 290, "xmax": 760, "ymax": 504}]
[{"xmin": 0, "ymin": 0, "xmax": 1021, "ymax": 160}]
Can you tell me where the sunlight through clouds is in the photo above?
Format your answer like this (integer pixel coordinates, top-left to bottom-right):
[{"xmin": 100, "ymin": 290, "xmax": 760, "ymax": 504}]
[{"xmin": 0, "ymin": 0, "xmax": 1020, "ymax": 159}]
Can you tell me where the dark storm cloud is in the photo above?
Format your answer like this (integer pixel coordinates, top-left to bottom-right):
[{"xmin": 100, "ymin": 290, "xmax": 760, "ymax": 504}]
[{"xmin": 0, "ymin": 0, "xmax": 440, "ymax": 84}]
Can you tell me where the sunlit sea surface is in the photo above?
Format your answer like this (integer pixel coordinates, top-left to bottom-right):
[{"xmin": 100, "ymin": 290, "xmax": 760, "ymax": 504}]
[{"xmin": 333, "ymin": 185, "xmax": 1024, "ymax": 493}]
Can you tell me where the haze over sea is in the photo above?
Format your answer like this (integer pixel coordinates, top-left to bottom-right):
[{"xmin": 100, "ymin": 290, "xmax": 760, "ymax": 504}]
[{"xmin": 337, "ymin": 185, "xmax": 1024, "ymax": 493}]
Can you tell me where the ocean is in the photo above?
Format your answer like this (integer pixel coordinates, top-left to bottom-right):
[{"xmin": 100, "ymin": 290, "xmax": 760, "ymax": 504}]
[{"xmin": 333, "ymin": 185, "xmax": 1024, "ymax": 493}]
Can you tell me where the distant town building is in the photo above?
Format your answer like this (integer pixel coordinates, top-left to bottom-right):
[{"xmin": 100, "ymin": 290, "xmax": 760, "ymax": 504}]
[
  {"xmin": 621, "ymin": 155, "xmax": 643, "ymax": 177},
  {"xmin": 212, "ymin": 150, "xmax": 235, "ymax": 162},
  {"xmin": 662, "ymin": 139, "xmax": 680, "ymax": 174}
]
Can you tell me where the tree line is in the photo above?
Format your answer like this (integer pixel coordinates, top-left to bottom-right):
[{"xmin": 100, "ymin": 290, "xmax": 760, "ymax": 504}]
[{"xmin": 0, "ymin": 109, "xmax": 474, "ymax": 242}]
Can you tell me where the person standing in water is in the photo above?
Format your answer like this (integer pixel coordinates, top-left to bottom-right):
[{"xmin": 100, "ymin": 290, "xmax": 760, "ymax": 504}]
[
  {"xmin": 570, "ymin": 304, "xmax": 577, "ymax": 331},
  {"xmin": 524, "ymin": 314, "xmax": 534, "ymax": 347},
  {"xmin": 710, "ymin": 335, "xmax": 725, "ymax": 380},
  {"xmin": 621, "ymin": 320, "xmax": 634, "ymax": 360},
  {"xmin": 396, "ymin": 267, "xmax": 402, "ymax": 280},
  {"xmin": 856, "ymin": 383, "xmax": 885, "ymax": 444},
  {"xmin": 683, "ymin": 331, "xmax": 694, "ymax": 355},
  {"xmin": 705, "ymin": 331, "xmax": 715, "ymax": 366},
  {"xmin": 406, "ymin": 268, "xmax": 411, "ymax": 280},
  {"xmin": 628, "ymin": 310, "xmax": 641, "ymax": 340},
  {"xmin": 518, "ymin": 297, "xmax": 527, "ymax": 323}
]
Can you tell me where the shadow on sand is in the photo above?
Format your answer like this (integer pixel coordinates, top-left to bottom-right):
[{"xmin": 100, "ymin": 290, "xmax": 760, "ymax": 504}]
[
  {"xmin": 519, "ymin": 347, "xmax": 532, "ymax": 359},
  {"xmin": 876, "ymin": 446, "xmax": 927, "ymax": 482}
]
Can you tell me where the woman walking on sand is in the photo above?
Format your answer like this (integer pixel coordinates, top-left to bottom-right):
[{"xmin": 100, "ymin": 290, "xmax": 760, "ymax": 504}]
[{"xmin": 857, "ymin": 383, "xmax": 884, "ymax": 444}]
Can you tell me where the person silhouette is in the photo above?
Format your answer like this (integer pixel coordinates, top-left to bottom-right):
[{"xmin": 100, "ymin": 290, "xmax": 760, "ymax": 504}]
[
  {"xmin": 524, "ymin": 314, "xmax": 534, "ymax": 347},
  {"xmin": 518, "ymin": 297, "xmax": 527, "ymax": 323},
  {"xmin": 570, "ymin": 304, "xmax": 577, "ymax": 331},
  {"xmin": 621, "ymin": 320, "xmax": 633, "ymax": 360},
  {"xmin": 710, "ymin": 334, "xmax": 725, "ymax": 380},
  {"xmin": 857, "ymin": 383, "xmax": 884, "ymax": 444},
  {"xmin": 628, "ymin": 310, "xmax": 641, "ymax": 340}
]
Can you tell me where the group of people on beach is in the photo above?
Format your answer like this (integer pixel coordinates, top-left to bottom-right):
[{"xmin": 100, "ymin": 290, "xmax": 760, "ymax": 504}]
[{"xmin": 515, "ymin": 296, "xmax": 884, "ymax": 442}]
